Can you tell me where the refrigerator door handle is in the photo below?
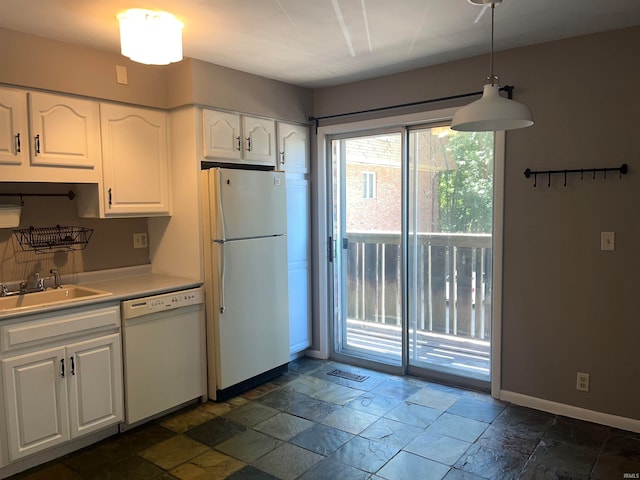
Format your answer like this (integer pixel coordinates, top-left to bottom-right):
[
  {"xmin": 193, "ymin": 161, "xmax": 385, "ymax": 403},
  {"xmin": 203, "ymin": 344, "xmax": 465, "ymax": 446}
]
[
  {"xmin": 218, "ymin": 242, "xmax": 225, "ymax": 313},
  {"xmin": 215, "ymin": 170, "xmax": 226, "ymax": 241}
]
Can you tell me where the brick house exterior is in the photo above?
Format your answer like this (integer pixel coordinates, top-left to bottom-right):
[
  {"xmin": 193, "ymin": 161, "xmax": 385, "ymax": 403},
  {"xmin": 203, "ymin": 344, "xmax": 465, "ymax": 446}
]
[{"xmin": 343, "ymin": 129, "xmax": 455, "ymax": 233}]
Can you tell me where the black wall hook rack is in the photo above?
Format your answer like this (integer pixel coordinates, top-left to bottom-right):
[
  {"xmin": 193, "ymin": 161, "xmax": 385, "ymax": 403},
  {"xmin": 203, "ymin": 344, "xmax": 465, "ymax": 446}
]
[{"xmin": 524, "ymin": 164, "xmax": 628, "ymax": 187}]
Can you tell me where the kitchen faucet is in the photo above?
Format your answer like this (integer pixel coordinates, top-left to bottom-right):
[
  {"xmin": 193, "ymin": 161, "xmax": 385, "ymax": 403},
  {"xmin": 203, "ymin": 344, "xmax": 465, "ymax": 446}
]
[
  {"xmin": 20, "ymin": 272, "xmax": 45, "ymax": 294},
  {"xmin": 0, "ymin": 270, "xmax": 60, "ymax": 296}
]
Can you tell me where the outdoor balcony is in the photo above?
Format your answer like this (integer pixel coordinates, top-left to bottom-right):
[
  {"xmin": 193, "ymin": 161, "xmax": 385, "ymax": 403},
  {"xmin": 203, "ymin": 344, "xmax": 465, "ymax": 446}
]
[{"xmin": 342, "ymin": 231, "xmax": 492, "ymax": 379}]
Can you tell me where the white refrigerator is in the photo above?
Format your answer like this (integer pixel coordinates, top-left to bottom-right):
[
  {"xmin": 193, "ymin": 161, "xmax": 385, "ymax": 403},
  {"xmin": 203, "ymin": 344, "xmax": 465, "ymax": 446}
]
[{"xmin": 201, "ymin": 167, "xmax": 290, "ymax": 401}]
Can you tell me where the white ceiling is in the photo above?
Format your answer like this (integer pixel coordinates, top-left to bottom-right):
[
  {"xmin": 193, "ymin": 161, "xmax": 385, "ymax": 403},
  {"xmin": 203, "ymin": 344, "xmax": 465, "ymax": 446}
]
[{"xmin": 1, "ymin": 0, "xmax": 639, "ymax": 88}]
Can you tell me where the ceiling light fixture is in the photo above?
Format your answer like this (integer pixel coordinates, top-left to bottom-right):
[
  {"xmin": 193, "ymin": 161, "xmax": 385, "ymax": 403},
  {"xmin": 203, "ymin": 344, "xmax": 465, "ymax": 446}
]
[
  {"xmin": 117, "ymin": 8, "xmax": 183, "ymax": 65},
  {"xmin": 451, "ymin": 0, "xmax": 533, "ymax": 131}
]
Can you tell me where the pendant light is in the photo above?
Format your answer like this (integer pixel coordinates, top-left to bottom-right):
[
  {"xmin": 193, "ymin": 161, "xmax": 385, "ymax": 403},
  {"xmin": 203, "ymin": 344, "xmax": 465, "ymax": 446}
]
[
  {"xmin": 451, "ymin": 1, "xmax": 533, "ymax": 131},
  {"xmin": 117, "ymin": 9, "xmax": 183, "ymax": 65}
]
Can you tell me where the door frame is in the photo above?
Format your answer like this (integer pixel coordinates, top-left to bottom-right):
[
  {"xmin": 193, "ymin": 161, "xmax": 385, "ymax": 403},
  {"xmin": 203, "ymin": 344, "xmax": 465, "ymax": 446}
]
[
  {"xmin": 328, "ymin": 126, "xmax": 407, "ymax": 375},
  {"xmin": 310, "ymin": 106, "xmax": 505, "ymax": 397}
]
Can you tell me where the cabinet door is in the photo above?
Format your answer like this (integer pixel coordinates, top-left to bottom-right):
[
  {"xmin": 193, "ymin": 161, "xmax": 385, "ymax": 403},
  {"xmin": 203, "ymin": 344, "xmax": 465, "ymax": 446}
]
[
  {"xmin": 202, "ymin": 109, "xmax": 241, "ymax": 161},
  {"xmin": 101, "ymin": 103, "xmax": 171, "ymax": 216},
  {"xmin": 2, "ymin": 347, "xmax": 69, "ymax": 461},
  {"xmin": 28, "ymin": 92, "xmax": 100, "ymax": 172},
  {"xmin": 0, "ymin": 88, "xmax": 28, "ymax": 167},
  {"xmin": 66, "ymin": 333, "xmax": 123, "ymax": 438},
  {"xmin": 286, "ymin": 177, "xmax": 312, "ymax": 354},
  {"xmin": 243, "ymin": 116, "xmax": 276, "ymax": 166},
  {"xmin": 278, "ymin": 123, "xmax": 309, "ymax": 174}
]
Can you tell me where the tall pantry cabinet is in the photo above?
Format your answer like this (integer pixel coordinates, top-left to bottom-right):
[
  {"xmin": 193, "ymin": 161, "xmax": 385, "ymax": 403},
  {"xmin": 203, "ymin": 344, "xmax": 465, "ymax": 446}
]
[{"xmin": 277, "ymin": 122, "xmax": 312, "ymax": 355}]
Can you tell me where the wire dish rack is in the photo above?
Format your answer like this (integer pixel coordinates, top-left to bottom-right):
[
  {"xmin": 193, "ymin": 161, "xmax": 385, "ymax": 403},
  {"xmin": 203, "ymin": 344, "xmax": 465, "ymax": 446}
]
[{"xmin": 13, "ymin": 225, "xmax": 93, "ymax": 253}]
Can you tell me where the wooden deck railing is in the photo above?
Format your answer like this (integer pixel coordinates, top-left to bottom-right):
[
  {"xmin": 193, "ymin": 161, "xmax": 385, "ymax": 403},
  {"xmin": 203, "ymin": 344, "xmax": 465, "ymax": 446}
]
[{"xmin": 345, "ymin": 232, "xmax": 492, "ymax": 340}]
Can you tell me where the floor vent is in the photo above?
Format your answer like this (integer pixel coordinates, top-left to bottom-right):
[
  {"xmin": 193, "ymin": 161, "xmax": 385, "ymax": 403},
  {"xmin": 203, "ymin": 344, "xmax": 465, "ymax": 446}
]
[{"xmin": 327, "ymin": 369, "xmax": 369, "ymax": 382}]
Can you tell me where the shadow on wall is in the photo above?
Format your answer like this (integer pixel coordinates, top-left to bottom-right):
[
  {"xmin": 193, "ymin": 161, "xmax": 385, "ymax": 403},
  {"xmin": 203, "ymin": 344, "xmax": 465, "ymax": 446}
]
[{"xmin": 0, "ymin": 183, "xmax": 150, "ymax": 283}]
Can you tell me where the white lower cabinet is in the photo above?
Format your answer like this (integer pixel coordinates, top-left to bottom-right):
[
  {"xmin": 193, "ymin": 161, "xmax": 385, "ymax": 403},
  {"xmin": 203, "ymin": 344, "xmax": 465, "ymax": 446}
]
[
  {"xmin": 2, "ymin": 346, "xmax": 69, "ymax": 460},
  {"xmin": 66, "ymin": 334, "xmax": 123, "ymax": 439},
  {"xmin": 0, "ymin": 305, "xmax": 123, "ymax": 463}
]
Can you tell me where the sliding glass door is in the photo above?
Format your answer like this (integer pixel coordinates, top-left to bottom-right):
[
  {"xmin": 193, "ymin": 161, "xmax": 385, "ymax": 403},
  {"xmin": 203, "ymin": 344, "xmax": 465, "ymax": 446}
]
[
  {"xmin": 331, "ymin": 129, "xmax": 404, "ymax": 368},
  {"xmin": 407, "ymin": 126, "xmax": 493, "ymax": 385},
  {"xmin": 330, "ymin": 122, "xmax": 494, "ymax": 387}
]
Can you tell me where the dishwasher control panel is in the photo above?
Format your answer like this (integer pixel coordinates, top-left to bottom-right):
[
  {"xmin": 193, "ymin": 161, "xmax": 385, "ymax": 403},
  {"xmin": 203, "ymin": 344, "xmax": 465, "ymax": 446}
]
[{"xmin": 122, "ymin": 287, "xmax": 204, "ymax": 320}]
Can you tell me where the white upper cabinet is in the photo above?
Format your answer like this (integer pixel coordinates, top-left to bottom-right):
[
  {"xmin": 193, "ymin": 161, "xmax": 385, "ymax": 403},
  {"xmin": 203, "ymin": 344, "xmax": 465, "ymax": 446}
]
[
  {"xmin": 0, "ymin": 87, "xmax": 28, "ymax": 167},
  {"xmin": 28, "ymin": 92, "xmax": 101, "ymax": 172},
  {"xmin": 242, "ymin": 116, "xmax": 276, "ymax": 166},
  {"xmin": 202, "ymin": 109, "xmax": 276, "ymax": 167},
  {"xmin": 277, "ymin": 122, "xmax": 309, "ymax": 174},
  {"xmin": 202, "ymin": 109, "xmax": 241, "ymax": 161},
  {"xmin": 0, "ymin": 88, "xmax": 101, "ymax": 182},
  {"xmin": 96, "ymin": 103, "xmax": 171, "ymax": 217}
]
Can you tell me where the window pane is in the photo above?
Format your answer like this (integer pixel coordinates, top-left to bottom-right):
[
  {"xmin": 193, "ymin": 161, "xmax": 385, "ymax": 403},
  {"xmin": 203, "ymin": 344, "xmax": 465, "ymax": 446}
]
[
  {"xmin": 333, "ymin": 132, "xmax": 402, "ymax": 364},
  {"xmin": 408, "ymin": 127, "xmax": 493, "ymax": 382}
]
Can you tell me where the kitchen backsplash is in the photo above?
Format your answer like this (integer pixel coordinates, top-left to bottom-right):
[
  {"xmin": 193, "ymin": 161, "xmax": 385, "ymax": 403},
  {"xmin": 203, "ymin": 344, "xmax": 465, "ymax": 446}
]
[{"xmin": 0, "ymin": 183, "xmax": 149, "ymax": 283}]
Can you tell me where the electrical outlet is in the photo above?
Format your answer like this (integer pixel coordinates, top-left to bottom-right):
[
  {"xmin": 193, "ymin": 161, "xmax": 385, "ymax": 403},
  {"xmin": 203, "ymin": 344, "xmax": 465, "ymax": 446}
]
[
  {"xmin": 576, "ymin": 372, "xmax": 590, "ymax": 392},
  {"xmin": 133, "ymin": 233, "xmax": 148, "ymax": 249}
]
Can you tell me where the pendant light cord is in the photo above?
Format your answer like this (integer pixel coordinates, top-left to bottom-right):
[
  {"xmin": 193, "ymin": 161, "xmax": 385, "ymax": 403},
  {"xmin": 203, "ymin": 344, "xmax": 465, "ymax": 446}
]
[{"xmin": 489, "ymin": 3, "xmax": 496, "ymax": 86}]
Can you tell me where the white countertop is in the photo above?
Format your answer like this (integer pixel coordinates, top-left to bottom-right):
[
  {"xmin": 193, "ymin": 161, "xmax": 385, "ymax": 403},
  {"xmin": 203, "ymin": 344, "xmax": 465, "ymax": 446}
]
[
  {"xmin": 82, "ymin": 273, "xmax": 201, "ymax": 300},
  {"xmin": 0, "ymin": 265, "xmax": 202, "ymax": 320}
]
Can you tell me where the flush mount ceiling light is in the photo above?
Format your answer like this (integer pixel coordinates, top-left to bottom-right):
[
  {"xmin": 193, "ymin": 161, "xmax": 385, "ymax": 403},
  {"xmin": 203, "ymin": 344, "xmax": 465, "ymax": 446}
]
[
  {"xmin": 451, "ymin": 0, "xmax": 534, "ymax": 131},
  {"xmin": 117, "ymin": 8, "xmax": 183, "ymax": 65}
]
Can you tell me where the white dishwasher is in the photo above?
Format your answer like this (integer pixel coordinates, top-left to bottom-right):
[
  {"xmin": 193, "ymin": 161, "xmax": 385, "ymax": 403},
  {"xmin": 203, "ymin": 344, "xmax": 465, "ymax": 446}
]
[{"xmin": 120, "ymin": 286, "xmax": 206, "ymax": 430}]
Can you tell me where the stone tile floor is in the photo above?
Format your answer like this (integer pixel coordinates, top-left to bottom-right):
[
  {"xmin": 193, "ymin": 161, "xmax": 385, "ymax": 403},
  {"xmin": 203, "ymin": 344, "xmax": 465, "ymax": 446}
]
[{"xmin": 10, "ymin": 357, "xmax": 640, "ymax": 479}]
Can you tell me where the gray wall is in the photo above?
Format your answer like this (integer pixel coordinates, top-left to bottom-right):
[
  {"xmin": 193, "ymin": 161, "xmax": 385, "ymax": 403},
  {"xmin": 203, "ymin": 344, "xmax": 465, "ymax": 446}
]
[
  {"xmin": 0, "ymin": 28, "xmax": 313, "ymax": 120},
  {"xmin": 313, "ymin": 26, "xmax": 640, "ymax": 420},
  {"xmin": 0, "ymin": 27, "xmax": 313, "ymax": 283}
]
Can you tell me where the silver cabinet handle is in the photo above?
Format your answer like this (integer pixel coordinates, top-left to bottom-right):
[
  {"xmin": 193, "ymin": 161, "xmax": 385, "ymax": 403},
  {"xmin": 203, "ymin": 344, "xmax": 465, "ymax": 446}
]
[
  {"xmin": 34, "ymin": 134, "xmax": 40, "ymax": 155},
  {"xmin": 280, "ymin": 151, "xmax": 285, "ymax": 165},
  {"xmin": 15, "ymin": 133, "xmax": 21, "ymax": 154}
]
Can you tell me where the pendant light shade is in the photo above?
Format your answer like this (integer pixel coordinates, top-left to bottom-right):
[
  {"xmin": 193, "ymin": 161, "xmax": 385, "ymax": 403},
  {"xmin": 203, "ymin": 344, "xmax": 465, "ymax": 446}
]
[
  {"xmin": 451, "ymin": 2, "xmax": 533, "ymax": 132},
  {"xmin": 451, "ymin": 83, "xmax": 533, "ymax": 131},
  {"xmin": 117, "ymin": 9, "xmax": 183, "ymax": 65}
]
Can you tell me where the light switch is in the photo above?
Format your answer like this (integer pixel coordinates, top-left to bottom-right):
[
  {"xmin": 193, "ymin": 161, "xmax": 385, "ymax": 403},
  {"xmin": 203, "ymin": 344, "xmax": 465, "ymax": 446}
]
[{"xmin": 601, "ymin": 232, "xmax": 615, "ymax": 251}]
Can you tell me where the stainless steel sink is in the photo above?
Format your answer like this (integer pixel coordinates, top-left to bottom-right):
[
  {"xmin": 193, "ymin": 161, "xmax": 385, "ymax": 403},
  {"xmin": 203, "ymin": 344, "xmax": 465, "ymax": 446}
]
[{"xmin": 0, "ymin": 285, "xmax": 112, "ymax": 312}]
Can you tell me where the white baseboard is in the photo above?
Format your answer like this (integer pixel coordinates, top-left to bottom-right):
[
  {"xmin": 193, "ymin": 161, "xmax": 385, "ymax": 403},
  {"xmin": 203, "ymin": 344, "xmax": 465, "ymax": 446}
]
[{"xmin": 500, "ymin": 390, "xmax": 640, "ymax": 433}]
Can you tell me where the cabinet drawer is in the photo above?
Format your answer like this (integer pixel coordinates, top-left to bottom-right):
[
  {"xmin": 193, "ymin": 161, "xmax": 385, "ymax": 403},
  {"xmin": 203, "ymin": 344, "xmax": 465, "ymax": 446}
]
[{"xmin": 1, "ymin": 305, "xmax": 120, "ymax": 353}]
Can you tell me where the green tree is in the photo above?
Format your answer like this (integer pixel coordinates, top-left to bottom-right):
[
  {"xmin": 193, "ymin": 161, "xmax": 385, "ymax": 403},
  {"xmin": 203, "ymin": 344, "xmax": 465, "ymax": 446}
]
[{"xmin": 437, "ymin": 132, "xmax": 493, "ymax": 233}]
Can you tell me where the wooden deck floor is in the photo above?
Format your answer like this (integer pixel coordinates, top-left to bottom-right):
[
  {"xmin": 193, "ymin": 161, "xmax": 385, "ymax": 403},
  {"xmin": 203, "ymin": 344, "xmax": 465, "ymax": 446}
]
[{"xmin": 346, "ymin": 319, "xmax": 490, "ymax": 378}]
